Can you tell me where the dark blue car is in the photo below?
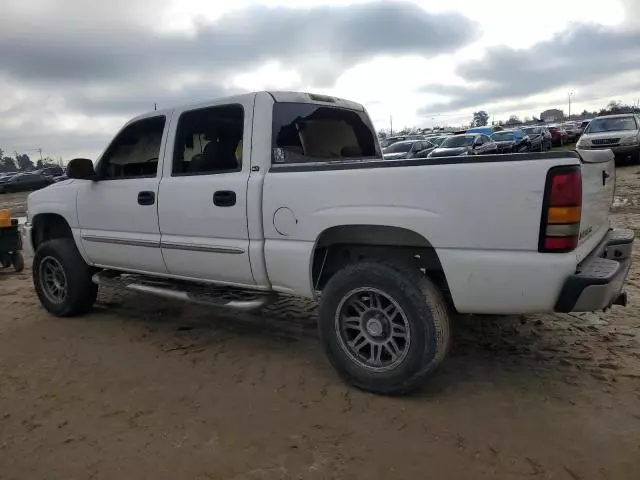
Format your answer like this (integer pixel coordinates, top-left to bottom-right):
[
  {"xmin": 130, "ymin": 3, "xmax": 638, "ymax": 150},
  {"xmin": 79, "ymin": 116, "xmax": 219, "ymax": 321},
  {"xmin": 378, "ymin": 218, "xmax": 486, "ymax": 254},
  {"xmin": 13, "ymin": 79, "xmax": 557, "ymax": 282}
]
[{"xmin": 490, "ymin": 130, "xmax": 531, "ymax": 153}]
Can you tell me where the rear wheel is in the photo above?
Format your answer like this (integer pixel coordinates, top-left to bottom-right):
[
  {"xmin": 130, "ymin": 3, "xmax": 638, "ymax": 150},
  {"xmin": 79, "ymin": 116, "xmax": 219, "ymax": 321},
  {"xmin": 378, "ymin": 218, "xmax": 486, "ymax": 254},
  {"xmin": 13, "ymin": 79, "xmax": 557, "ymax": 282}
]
[
  {"xmin": 319, "ymin": 261, "xmax": 451, "ymax": 395},
  {"xmin": 33, "ymin": 238, "xmax": 97, "ymax": 316}
]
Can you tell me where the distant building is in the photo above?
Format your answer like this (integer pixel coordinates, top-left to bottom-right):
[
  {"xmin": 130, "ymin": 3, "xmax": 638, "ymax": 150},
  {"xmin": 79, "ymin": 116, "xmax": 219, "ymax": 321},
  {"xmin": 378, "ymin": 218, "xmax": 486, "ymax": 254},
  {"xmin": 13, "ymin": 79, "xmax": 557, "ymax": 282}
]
[{"xmin": 540, "ymin": 109, "xmax": 565, "ymax": 123}]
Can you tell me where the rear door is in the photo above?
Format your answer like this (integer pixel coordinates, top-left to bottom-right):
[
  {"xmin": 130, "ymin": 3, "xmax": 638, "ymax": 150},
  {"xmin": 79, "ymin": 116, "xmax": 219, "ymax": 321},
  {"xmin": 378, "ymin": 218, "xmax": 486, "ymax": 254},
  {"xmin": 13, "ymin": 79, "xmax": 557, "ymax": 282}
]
[
  {"xmin": 576, "ymin": 149, "xmax": 616, "ymax": 257},
  {"xmin": 157, "ymin": 98, "xmax": 255, "ymax": 287}
]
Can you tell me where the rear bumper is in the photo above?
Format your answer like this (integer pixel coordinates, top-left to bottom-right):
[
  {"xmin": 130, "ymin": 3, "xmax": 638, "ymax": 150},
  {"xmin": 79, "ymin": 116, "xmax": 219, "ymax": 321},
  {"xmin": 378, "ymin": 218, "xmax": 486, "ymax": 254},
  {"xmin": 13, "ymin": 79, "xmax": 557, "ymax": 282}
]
[{"xmin": 555, "ymin": 228, "xmax": 634, "ymax": 312}]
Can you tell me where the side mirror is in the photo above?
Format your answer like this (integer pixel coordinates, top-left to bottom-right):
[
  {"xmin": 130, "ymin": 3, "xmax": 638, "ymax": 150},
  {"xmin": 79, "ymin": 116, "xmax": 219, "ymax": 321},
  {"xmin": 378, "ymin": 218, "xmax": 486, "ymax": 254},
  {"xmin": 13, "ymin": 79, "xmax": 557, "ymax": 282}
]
[{"xmin": 67, "ymin": 158, "xmax": 96, "ymax": 180}]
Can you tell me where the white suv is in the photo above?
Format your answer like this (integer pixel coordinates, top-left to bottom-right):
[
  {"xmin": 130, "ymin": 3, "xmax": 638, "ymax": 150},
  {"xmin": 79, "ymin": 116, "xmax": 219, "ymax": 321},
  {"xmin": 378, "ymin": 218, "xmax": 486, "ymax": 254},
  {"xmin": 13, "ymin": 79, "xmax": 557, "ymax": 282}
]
[{"xmin": 577, "ymin": 114, "xmax": 640, "ymax": 164}]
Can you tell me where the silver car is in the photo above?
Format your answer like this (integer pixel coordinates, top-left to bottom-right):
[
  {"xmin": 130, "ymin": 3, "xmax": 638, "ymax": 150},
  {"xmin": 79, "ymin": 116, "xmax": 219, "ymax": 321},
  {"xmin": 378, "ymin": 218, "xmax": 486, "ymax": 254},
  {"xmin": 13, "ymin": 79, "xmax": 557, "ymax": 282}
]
[{"xmin": 576, "ymin": 114, "xmax": 640, "ymax": 164}]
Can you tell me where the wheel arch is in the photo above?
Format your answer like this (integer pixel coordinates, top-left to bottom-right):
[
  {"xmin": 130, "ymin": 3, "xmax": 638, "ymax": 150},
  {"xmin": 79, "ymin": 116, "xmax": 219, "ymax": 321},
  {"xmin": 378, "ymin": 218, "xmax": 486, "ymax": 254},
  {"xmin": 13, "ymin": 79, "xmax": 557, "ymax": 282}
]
[
  {"xmin": 31, "ymin": 213, "xmax": 74, "ymax": 251},
  {"xmin": 310, "ymin": 224, "xmax": 450, "ymax": 302}
]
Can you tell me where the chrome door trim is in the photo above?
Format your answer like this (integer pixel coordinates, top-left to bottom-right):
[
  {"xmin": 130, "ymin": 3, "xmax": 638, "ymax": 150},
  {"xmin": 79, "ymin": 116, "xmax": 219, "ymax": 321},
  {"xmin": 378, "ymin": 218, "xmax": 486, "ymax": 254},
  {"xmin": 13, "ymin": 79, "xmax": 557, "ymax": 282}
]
[
  {"xmin": 160, "ymin": 241, "xmax": 245, "ymax": 254},
  {"xmin": 82, "ymin": 235, "xmax": 160, "ymax": 248}
]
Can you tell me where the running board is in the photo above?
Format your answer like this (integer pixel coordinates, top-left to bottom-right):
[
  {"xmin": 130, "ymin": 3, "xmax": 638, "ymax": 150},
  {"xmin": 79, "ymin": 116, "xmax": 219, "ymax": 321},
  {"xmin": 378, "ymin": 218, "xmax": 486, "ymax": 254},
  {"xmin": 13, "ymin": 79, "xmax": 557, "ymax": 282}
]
[{"xmin": 92, "ymin": 271, "xmax": 273, "ymax": 312}]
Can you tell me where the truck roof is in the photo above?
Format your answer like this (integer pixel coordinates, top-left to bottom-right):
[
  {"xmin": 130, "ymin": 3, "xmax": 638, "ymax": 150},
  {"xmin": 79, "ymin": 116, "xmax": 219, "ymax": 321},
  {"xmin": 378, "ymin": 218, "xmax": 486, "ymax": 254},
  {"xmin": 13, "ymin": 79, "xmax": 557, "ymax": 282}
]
[{"xmin": 130, "ymin": 91, "xmax": 365, "ymax": 123}]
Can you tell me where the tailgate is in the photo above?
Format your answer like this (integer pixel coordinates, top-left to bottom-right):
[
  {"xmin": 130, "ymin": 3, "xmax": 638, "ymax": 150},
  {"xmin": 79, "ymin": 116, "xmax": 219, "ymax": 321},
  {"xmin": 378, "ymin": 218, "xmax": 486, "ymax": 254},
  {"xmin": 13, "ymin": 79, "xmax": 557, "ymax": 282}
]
[{"xmin": 577, "ymin": 149, "xmax": 615, "ymax": 260}]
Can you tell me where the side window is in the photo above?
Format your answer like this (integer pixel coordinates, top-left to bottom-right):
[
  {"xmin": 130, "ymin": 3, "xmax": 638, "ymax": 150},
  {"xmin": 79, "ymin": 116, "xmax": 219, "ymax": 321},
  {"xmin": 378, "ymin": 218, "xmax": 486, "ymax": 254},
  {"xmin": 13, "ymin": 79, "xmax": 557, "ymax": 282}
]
[
  {"xmin": 482, "ymin": 135, "xmax": 491, "ymax": 143},
  {"xmin": 172, "ymin": 104, "xmax": 244, "ymax": 176},
  {"xmin": 272, "ymin": 102, "xmax": 380, "ymax": 164},
  {"xmin": 98, "ymin": 116, "xmax": 165, "ymax": 179},
  {"xmin": 412, "ymin": 142, "xmax": 423, "ymax": 152}
]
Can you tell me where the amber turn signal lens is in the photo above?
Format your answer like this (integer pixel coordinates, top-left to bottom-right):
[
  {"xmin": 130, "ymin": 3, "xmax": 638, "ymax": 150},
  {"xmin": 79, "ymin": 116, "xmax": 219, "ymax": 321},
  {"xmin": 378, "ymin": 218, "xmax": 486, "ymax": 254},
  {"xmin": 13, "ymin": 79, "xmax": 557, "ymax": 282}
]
[{"xmin": 547, "ymin": 206, "xmax": 581, "ymax": 224}]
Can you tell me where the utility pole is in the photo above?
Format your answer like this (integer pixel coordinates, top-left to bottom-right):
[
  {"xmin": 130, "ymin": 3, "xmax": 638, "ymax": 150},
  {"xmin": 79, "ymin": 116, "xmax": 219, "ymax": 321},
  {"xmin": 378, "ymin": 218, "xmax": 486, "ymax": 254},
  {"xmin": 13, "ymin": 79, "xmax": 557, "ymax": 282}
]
[
  {"xmin": 568, "ymin": 91, "xmax": 574, "ymax": 119},
  {"xmin": 390, "ymin": 115, "xmax": 393, "ymax": 136},
  {"xmin": 37, "ymin": 148, "xmax": 43, "ymax": 161},
  {"xmin": 154, "ymin": 103, "xmax": 158, "ymax": 111}
]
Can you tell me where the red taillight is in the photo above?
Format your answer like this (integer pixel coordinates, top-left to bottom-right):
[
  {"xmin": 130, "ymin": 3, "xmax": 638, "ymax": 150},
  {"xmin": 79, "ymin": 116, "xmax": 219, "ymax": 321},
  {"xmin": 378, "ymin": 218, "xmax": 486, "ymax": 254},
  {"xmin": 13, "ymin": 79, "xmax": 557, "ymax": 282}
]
[
  {"xmin": 544, "ymin": 236, "xmax": 578, "ymax": 251},
  {"xmin": 549, "ymin": 170, "xmax": 582, "ymax": 206},
  {"xmin": 539, "ymin": 166, "xmax": 582, "ymax": 253}
]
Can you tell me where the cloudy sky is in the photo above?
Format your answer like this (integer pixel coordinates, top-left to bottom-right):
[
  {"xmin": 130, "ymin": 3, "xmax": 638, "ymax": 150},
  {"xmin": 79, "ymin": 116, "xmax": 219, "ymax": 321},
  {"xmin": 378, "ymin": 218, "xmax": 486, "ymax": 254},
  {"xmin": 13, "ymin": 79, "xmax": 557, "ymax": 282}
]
[{"xmin": 1, "ymin": 0, "xmax": 639, "ymax": 160}]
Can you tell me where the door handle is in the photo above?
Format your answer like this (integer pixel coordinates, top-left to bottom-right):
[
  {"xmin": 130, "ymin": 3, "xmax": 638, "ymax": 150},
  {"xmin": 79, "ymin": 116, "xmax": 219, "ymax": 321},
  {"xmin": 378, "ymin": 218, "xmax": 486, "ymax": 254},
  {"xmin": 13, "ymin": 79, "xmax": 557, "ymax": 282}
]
[
  {"xmin": 213, "ymin": 190, "xmax": 236, "ymax": 207},
  {"xmin": 137, "ymin": 191, "xmax": 155, "ymax": 206}
]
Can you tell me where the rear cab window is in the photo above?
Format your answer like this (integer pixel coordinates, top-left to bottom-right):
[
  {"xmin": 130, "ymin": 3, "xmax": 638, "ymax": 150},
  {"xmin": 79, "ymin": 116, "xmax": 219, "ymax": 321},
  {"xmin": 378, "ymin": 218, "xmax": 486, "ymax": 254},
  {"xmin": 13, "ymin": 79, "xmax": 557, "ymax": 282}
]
[{"xmin": 271, "ymin": 102, "xmax": 380, "ymax": 164}]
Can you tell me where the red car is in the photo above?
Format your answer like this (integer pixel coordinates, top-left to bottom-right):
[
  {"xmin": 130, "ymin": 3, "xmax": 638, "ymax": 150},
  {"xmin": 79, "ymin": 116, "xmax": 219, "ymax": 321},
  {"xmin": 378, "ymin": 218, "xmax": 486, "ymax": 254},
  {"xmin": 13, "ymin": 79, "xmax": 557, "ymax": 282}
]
[{"xmin": 548, "ymin": 125, "xmax": 569, "ymax": 146}]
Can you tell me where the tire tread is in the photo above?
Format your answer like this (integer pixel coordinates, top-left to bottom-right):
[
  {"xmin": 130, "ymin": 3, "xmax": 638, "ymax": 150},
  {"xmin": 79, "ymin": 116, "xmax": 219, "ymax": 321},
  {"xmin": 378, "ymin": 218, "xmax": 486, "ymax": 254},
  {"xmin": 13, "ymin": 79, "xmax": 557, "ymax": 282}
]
[{"xmin": 33, "ymin": 238, "xmax": 97, "ymax": 317}]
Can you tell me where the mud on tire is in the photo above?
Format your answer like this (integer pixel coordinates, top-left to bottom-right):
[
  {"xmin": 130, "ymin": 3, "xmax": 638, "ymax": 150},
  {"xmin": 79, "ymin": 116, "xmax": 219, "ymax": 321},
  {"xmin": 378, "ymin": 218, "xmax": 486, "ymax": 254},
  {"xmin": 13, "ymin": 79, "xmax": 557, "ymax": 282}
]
[
  {"xmin": 33, "ymin": 238, "xmax": 98, "ymax": 317},
  {"xmin": 319, "ymin": 261, "xmax": 451, "ymax": 395}
]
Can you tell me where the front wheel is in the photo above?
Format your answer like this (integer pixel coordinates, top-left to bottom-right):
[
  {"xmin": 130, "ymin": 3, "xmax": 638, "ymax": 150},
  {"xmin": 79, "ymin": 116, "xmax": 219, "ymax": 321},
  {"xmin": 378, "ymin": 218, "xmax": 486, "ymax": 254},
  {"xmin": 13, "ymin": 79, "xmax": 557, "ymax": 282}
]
[
  {"xmin": 33, "ymin": 238, "xmax": 98, "ymax": 316},
  {"xmin": 319, "ymin": 261, "xmax": 451, "ymax": 395}
]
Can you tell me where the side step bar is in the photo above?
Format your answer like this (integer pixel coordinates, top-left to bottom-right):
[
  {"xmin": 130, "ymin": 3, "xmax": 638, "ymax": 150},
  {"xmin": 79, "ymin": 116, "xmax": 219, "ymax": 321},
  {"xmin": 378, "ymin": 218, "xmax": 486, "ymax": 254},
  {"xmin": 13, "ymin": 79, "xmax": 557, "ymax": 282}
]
[{"xmin": 92, "ymin": 271, "xmax": 273, "ymax": 312}]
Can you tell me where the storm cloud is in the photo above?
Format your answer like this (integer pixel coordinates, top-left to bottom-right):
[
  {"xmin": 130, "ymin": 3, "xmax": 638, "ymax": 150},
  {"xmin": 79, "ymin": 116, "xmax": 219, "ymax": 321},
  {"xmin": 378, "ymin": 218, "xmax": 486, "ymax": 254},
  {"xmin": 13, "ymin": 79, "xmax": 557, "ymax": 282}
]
[
  {"xmin": 0, "ymin": 0, "xmax": 481, "ymax": 157},
  {"xmin": 0, "ymin": 1, "xmax": 478, "ymax": 88},
  {"xmin": 419, "ymin": 22, "xmax": 640, "ymax": 114}
]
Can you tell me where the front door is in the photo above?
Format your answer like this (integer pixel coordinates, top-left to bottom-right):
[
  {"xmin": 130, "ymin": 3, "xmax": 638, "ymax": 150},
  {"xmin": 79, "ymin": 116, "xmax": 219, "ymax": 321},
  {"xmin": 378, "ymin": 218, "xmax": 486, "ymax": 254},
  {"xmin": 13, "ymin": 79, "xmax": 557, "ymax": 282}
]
[
  {"xmin": 157, "ymin": 100, "xmax": 255, "ymax": 287},
  {"xmin": 77, "ymin": 114, "xmax": 170, "ymax": 274}
]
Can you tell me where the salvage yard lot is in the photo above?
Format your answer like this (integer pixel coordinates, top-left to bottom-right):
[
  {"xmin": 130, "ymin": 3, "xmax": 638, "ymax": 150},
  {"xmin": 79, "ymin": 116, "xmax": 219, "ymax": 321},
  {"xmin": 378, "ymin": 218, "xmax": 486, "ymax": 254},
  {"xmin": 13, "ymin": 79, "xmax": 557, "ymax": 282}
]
[{"xmin": 1, "ymin": 165, "xmax": 640, "ymax": 479}]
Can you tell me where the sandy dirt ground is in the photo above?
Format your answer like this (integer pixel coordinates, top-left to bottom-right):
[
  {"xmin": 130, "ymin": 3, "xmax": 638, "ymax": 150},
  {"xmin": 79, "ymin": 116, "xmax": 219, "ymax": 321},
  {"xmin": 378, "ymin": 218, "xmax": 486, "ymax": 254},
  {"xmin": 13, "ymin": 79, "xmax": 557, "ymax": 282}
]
[
  {"xmin": 0, "ymin": 191, "xmax": 28, "ymax": 217},
  {"xmin": 1, "ymin": 167, "xmax": 639, "ymax": 480}
]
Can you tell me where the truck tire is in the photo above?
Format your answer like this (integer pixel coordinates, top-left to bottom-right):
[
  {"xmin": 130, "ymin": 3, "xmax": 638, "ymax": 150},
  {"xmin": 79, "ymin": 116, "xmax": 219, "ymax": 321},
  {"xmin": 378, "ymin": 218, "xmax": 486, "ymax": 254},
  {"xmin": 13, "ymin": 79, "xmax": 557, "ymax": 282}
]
[
  {"xmin": 33, "ymin": 238, "xmax": 98, "ymax": 317},
  {"xmin": 319, "ymin": 261, "xmax": 451, "ymax": 395}
]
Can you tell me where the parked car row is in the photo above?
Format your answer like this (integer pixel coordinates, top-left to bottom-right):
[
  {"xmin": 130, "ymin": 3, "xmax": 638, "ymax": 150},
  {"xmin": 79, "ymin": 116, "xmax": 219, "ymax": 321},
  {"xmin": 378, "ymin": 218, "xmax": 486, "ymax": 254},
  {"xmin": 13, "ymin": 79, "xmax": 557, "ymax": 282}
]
[
  {"xmin": 0, "ymin": 165, "xmax": 67, "ymax": 194},
  {"xmin": 0, "ymin": 172, "xmax": 54, "ymax": 193},
  {"xmin": 382, "ymin": 128, "xmax": 552, "ymax": 160}
]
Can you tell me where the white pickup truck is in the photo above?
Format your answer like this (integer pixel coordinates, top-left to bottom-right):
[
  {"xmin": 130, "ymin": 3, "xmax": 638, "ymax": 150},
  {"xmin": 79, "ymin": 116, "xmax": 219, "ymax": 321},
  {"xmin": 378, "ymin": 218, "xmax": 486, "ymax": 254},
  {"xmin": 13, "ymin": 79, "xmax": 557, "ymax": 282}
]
[{"xmin": 25, "ymin": 91, "xmax": 633, "ymax": 395}]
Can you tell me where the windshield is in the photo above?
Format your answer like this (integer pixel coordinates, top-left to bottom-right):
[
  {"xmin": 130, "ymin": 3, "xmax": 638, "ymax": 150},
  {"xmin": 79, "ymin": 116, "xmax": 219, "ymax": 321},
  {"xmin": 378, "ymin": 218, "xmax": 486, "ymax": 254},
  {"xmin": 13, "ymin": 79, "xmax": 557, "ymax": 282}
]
[
  {"xmin": 491, "ymin": 132, "xmax": 515, "ymax": 141},
  {"xmin": 383, "ymin": 141, "xmax": 413, "ymax": 153},
  {"xmin": 585, "ymin": 116, "xmax": 638, "ymax": 133},
  {"xmin": 522, "ymin": 127, "xmax": 540, "ymax": 134},
  {"xmin": 441, "ymin": 136, "xmax": 474, "ymax": 148},
  {"xmin": 430, "ymin": 136, "xmax": 446, "ymax": 146}
]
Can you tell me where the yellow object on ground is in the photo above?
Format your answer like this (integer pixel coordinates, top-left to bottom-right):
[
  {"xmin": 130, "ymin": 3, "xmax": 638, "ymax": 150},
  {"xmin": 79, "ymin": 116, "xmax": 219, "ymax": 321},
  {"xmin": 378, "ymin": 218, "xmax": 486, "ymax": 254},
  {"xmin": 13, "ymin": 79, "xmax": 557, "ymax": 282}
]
[{"xmin": 0, "ymin": 209, "xmax": 11, "ymax": 228}]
